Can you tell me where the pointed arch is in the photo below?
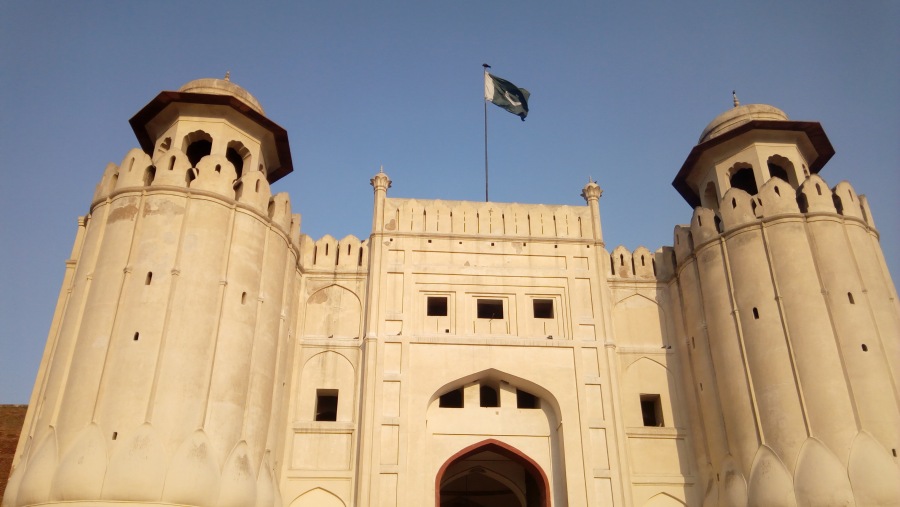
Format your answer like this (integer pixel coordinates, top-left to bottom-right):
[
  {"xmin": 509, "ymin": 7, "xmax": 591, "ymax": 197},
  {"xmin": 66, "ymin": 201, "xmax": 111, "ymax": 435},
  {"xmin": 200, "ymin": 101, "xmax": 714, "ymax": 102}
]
[
  {"xmin": 289, "ymin": 487, "xmax": 346, "ymax": 507},
  {"xmin": 435, "ymin": 439, "xmax": 549, "ymax": 507},
  {"xmin": 644, "ymin": 492, "xmax": 688, "ymax": 506}
]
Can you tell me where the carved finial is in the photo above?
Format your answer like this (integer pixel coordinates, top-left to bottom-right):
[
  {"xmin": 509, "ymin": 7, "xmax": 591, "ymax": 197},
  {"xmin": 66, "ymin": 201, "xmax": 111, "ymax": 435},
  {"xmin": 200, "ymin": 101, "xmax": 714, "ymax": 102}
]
[
  {"xmin": 581, "ymin": 180, "xmax": 602, "ymax": 202},
  {"xmin": 224, "ymin": 71, "xmax": 231, "ymax": 81},
  {"xmin": 370, "ymin": 167, "xmax": 392, "ymax": 192},
  {"xmin": 379, "ymin": 164, "xmax": 384, "ymax": 174},
  {"xmin": 732, "ymin": 90, "xmax": 739, "ymax": 108}
]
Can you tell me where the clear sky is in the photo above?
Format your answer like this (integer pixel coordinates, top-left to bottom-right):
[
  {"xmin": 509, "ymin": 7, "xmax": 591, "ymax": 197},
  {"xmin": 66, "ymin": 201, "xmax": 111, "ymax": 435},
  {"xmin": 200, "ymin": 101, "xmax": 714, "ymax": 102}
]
[{"xmin": 1, "ymin": 2, "xmax": 897, "ymax": 403}]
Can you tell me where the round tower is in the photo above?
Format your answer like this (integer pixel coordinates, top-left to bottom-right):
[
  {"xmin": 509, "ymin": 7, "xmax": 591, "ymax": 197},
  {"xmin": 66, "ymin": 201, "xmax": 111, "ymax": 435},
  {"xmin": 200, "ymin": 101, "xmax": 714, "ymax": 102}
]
[
  {"xmin": 4, "ymin": 77, "xmax": 300, "ymax": 507},
  {"xmin": 672, "ymin": 100, "xmax": 900, "ymax": 506}
]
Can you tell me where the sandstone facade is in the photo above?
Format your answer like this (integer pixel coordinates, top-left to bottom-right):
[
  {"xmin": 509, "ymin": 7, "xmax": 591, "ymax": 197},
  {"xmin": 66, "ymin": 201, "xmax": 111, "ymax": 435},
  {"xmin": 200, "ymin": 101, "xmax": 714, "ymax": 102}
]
[{"xmin": 3, "ymin": 79, "xmax": 899, "ymax": 507}]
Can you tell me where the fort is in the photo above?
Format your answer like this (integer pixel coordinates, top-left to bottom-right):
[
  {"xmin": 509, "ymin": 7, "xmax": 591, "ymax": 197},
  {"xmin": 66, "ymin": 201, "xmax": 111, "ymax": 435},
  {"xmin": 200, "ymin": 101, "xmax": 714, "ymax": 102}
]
[{"xmin": 3, "ymin": 77, "xmax": 899, "ymax": 507}]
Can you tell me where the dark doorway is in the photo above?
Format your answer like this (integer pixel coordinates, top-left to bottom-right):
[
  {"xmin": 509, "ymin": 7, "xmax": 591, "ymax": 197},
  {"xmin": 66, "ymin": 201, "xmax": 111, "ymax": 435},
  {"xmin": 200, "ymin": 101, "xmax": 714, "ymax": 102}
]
[{"xmin": 436, "ymin": 439, "xmax": 549, "ymax": 507}]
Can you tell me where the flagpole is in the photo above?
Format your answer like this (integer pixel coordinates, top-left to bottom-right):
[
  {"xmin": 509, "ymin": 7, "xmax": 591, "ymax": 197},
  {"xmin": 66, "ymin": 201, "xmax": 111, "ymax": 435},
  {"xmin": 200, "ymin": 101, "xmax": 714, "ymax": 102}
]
[{"xmin": 483, "ymin": 63, "xmax": 490, "ymax": 202}]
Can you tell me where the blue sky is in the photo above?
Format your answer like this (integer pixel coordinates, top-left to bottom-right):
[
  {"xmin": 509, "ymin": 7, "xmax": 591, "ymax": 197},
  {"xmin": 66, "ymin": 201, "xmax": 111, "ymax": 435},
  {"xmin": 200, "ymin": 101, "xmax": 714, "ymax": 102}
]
[{"xmin": 1, "ymin": 2, "xmax": 897, "ymax": 402}]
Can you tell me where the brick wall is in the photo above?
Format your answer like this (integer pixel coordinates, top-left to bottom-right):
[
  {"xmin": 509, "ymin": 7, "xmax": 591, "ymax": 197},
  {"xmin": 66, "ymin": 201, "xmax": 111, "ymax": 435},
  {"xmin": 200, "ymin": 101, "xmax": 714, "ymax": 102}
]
[{"xmin": 0, "ymin": 405, "xmax": 27, "ymax": 500}]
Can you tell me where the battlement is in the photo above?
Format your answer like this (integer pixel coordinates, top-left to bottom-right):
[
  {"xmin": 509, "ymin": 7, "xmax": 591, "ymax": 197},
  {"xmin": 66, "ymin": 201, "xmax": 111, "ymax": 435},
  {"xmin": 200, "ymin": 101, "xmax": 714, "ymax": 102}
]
[
  {"xmin": 380, "ymin": 198, "xmax": 594, "ymax": 240},
  {"xmin": 608, "ymin": 245, "xmax": 676, "ymax": 282},
  {"xmin": 299, "ymin": 234, "xmax": 369, "ymax": 272},
  {"xmin": 673, "ymin": 174, "xmax": 876, "ymax": 266},
  {"xmin": 90, "ymin": 146, "xmax": 302, "ymax": 249}
]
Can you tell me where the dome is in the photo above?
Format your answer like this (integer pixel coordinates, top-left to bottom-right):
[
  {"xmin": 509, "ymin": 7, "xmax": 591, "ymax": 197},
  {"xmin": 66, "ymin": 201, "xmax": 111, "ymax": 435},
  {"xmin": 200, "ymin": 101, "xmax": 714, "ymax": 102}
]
[
  {"xmin": 178, "ymin": 77, "xmax": 265, "ymax": 115},
  {"xmin": 699, "ymin": 103, "xmax": 788, "ymax": 143}
]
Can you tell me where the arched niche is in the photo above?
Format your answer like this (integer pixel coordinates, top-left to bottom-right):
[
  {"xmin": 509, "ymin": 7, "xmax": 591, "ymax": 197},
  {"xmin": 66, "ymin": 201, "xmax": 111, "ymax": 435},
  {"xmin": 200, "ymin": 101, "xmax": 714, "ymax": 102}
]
[
  {"xmin": 297, "ymin": 351, "xmax": 355, "ymax": 422},
  {"xmin": 289, "ymin": 487, "xmax": 346, "ymax": 507},
  {"xmin": 622, "ymin": 357, "xmax": 680, "ymax": 429},
  {"xmin": 303, "ymin": 284, "xmax": 361, "ymax": 339},
  {"xmin": 612, "ymin": 294, "xmax": 667, "ymax": 348}
]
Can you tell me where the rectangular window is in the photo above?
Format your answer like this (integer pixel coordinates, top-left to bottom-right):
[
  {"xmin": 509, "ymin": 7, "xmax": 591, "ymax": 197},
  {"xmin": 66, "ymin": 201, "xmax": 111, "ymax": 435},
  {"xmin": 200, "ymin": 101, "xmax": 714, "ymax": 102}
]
[
  {"xmin": 533, "ymin": 299, "xmax": 554, "ymax": 319},
  {"xmin": 439, "ymin": 388, "xmax": 464, "ymax": 408},
  {"xmin": 477, "ymin": 299, "xmax": 503, "ymax": 319},
  {"xmin": 640, "ymin": 394, "xmax": 663, "ymax": 427},
  {"xmin": 315, "ymin": 389, "xmax": 338, "ymax": 421},
  {"xmin": 427, "ymin": 296, "xmax": 448, "ymax": 316},
  {"xmin": 516, "ymin": 389, "xmax": 539, "ymax": 409}
]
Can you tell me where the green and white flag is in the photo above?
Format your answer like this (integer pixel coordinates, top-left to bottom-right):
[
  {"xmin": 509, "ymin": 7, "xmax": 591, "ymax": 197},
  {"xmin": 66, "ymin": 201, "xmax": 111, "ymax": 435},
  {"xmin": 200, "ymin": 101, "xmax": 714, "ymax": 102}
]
[{"xmin": 484, "ymin": 72, "xmax": 530, "ymax": 121}]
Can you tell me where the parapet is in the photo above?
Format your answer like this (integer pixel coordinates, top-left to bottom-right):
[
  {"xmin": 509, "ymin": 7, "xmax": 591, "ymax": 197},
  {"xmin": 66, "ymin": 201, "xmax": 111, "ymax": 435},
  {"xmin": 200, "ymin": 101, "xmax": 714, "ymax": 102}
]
[
  {"xmin": 90, "ymin": 146, "xmax": 302, "ymax": 243},
  {"xmin": 671, "ymin": 173, "xmax": 876, "ymax": 270},
  {"xmin": 299, "ymin": 234, "xmax": 369, "ymax": 272},
  {"xmin": 380, "ymin": 198, "xmax": 593, "ymax": 240},
  {"xmin": 608, "ymin": 245, "xmax": 676, "ymax": 282}
]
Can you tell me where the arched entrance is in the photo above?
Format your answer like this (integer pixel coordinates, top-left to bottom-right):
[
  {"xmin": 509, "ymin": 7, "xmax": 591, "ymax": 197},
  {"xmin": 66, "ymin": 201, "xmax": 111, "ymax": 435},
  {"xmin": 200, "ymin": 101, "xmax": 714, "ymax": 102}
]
[{"xmin": 436, "ymin": 439, "xmax": 549, "ymax": 507}]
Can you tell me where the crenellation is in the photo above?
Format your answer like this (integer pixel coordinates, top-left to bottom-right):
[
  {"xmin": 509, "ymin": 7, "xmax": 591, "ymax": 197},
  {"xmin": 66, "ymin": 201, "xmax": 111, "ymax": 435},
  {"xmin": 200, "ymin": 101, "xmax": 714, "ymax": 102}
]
[
  {"xmin": 383, "ymin": 198, "xmax": 592, "ymax": 239},
  {"xmin": 832, "ymin": 181, "xmax": 864, "ymax": 219},
  {"xmin": 267, "ymin": 192, "xmax": 292, "ymax": 231},
  {"xmin": 113, "ymin": 148, "xmax": 154, "ymax": 191},
  {"xmin": 92, "ymin": 162, "xmax": 119, "ymax": 201},
  {"xmin": 150, "ymin": 150, "xmax": 192, "ymax": 188},
  {"xmin": 798, "ymin": 174, "xmax": 836, "ymax": 213},
  {"xmin": 718, "ymin": 187, "xmax": 757, "ymax": 230},
  {"xmin": 235, "ymin": 170, "xmax": 272, "ymax": 212},
  {"xmin": 690, "ymin": 207, "xmax": 719, "ymax": 246},
  {"xmin": 756, "ymin": 176, "xmax": 800, "ymax": 217}
]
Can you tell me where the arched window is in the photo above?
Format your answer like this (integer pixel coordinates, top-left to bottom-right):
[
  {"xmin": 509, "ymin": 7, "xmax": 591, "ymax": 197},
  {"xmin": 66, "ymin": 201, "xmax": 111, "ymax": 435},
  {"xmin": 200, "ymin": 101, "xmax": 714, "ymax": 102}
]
[
  {"xmin": 183, "ymin": 131, "xmax": 212, "ymax": 167},
  {"xmin": 729, "ymin": 164, "xmax": 758, "ymax": 195},
  {"xmin": 226, "ymin": 141, "xmax": 251, "ymax": 179},
  {"xmin": 767, "ymin": 155, "xmax": 796, "ymax": 187}
]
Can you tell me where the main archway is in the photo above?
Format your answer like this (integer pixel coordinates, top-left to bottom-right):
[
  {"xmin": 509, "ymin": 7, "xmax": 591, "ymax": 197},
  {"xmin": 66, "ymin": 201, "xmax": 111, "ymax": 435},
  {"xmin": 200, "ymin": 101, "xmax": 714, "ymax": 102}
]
[{"xmin": 436, "ymin": 439, "xmax": 550, "ymax": 507}]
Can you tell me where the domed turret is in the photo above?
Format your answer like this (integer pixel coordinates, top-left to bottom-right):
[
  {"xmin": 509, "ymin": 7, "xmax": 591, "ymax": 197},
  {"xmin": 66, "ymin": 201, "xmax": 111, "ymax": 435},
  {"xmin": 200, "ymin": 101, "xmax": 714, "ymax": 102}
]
[
  {"xmin": 178, "ymin": 75, "xmax": 265, "ymax": 115},
  {"xmin": 673, "ymin": 96, "xmax": 833, "ymax": 209},
  {"xmin": 129, "ymin": 75, "xmax": 293, "ymax": 183},
  {"xmin": 698, "ymin": 103, "xmax": 788, "ymax": 143}
]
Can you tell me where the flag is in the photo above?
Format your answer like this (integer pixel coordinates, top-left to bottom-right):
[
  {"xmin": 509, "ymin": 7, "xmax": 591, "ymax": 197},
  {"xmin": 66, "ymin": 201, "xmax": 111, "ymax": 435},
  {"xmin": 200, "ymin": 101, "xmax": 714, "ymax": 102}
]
[{"xmin": 484, "ymin": 72, "xmax": 530, "ymax": 121}]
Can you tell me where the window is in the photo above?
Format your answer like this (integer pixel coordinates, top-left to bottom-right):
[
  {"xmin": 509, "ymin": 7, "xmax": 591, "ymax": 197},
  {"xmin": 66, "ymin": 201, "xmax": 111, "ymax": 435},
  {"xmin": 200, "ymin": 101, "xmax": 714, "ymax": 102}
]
[
  {"xmin": 427, "ymin": 296, "xmax": 448, "ymax": 316},
  {"xmin": 477, "ymin": 299, "xmax": 503, "ymax": 319},
  {"xmin": 730, "ymin": 166, "xmax": 758, "ymax": 195},
  {"xmin": 315, "ymin": 389, "xmax": 338, "ymax": 421},
  {"xmin": 533, "ymin": 299, "xmax": 554, "ymax": 319},
  {"xmin": 439, "ymin": 388, "xmax": 463, "ymax": 408},
  {"xmin": 640, "ymin": 394, "xmax": 663, "ymax": 427},
  {"xmin": 480, "ymin": 385, "xmax": 499, "ymax": 407},
  {"xmin": 186, "ymin": 139, "xmax": 212, "ymax": 167},
  {"xmin": 516, "ymin": 389, "xmax": 539, "ymax": 409}
]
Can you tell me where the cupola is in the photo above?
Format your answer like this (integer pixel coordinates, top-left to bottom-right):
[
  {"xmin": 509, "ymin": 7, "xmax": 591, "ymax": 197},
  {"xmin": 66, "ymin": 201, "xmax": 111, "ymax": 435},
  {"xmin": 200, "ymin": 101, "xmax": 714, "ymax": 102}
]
[
  {"xmin": 129, "ymin": 74, "xmax": 293, "ymax": 183},
  {"xmin": 673, "ymin": 94, "xmax": 833, "ymax": 210}
]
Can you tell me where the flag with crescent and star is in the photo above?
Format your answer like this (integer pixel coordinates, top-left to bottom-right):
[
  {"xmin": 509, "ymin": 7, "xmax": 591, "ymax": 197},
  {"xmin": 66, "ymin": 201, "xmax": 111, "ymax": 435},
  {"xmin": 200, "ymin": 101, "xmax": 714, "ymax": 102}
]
[{"xmin": 484, "ymin": 72, "xmax": 530, "ymax": 121}]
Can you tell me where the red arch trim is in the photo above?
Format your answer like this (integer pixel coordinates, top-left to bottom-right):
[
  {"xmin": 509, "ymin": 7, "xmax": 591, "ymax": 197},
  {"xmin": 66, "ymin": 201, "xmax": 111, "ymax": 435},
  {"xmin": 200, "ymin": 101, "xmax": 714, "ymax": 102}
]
[{"xmin": 435, "ymin": 438, "xmax": 550, "ymax": 507}]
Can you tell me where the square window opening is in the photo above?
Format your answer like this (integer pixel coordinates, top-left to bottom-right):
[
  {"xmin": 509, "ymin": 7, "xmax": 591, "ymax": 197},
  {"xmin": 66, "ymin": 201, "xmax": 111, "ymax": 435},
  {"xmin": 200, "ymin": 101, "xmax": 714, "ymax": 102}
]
[
  {"xmin": 516, "ymin": 389, "xmax": 539, "ymax": 409},
  {"xmin": 640, "ymin": 394, "xmax": 664, "ymax": 427},
  {"xmin": 439, "ymin": 388, "xmax": 464, "ymax": 408},
  {"xmin": 477, "ymin": 299, "xmax": 504, "ymax": 319},
  {"xmin": 427, "ymin": 296, "xmax": 448, "ymax": 316},
  {"xmin": 533, "ymin": 299, "xmax": 554, "ymax": 319},
  {"xmin": 480, "ymin": 385, "xmax": 499, "ymax": 407},
  {"xmin": 315, "ymin": 389, "xmax": 338, "ymax": 421}
]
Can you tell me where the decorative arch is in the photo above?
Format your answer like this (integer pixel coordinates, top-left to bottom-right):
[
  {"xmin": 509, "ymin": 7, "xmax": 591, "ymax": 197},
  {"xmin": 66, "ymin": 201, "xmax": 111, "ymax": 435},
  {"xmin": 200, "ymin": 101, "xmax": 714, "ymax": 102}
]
[
  {"xmin": 728, "ymin": 162, "xmax": 758, "ymax": 195},
  {"xmin": 303, "ymin": 284, "xmax": 361, "ymax": 338},
  {"xmin": 427, "ymin": 368, "xmax": 562, "ymax": 422},
  {"xmin": 766, "ymin": 154, "xmax": 796, "ymax": 187},
  {"xmin": 298, "ymin": 351, "xmax": 355, "ymax": 422},
  {"xmin": 612, "ymin": 294, "xmax": 667, "ymax": 348},
  {"xmin": 435, "ymin": 439, "xmax": 550, "ymax": 507},
  {"xmin": 289, "ymin": 487, "xmax": 345, "ymax": 507},
  {"xmin": 182, "ymin": 130, "xmax": 212, "ymax": 167},
  {"xmin": 623, "ymin": 357, "xmax": 679, "ymax": 428},
  {"xmin": 644, "ymin": 492, "xmax": 688, "ymax": 506},
  {"xmin": 226, "ymin": 140, "xmax": 251, "ymax": 179}
]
